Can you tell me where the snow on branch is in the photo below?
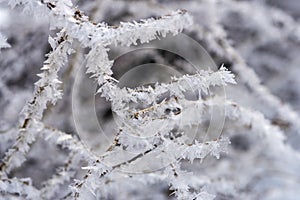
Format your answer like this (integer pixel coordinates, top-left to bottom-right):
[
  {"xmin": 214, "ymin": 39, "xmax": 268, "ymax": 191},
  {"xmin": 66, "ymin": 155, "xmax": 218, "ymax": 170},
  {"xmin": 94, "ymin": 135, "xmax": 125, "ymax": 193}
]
[
  {"xmin": 165, "ymin": 163, "xmax": 215, "ymax": 200},
  {"xmin": 180, "ymin": 137, "xmax": 230, "ymax": 163},
  {"xmin": 0, "ymin": 177, "xmax": 40, "ymax": 199},
  {"xmin": 97, "ymin": 66, "xmax": 236, "ymax": 118},
  {"xmin": 1, "ymin": 1, "xmax": 200, "ymax": 199},
  {"xmin": 108, "ymin": 10, "xmax": 193, "ymax": 47},
  {"xmin": 0, "ymin": 33, "xmax": 10, "ymax": 52},
  {"xmin": 0, "ymin": 31, "xmax": 73, "ymax": 175},
  {"xmin": 41, "ymin": 123, "xmax": 97, "ymax": 161},
  {"xmin": 206, "ymin": 99, "xmax": 300, "ymax": 168},
  {"xmin": 23, "ymin": 0, "xmax": 194, "ymax": 48},
  {"xmin": 24, "ymin": 32, "xmax": 72, "ymax": 120}
]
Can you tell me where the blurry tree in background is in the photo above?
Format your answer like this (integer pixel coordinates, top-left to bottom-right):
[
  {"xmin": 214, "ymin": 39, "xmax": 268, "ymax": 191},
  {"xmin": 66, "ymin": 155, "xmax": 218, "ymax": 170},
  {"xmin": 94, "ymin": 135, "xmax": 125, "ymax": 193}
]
[{"xmin": 1, "ymin": 0, "xmax": 300, "ymax": 199}]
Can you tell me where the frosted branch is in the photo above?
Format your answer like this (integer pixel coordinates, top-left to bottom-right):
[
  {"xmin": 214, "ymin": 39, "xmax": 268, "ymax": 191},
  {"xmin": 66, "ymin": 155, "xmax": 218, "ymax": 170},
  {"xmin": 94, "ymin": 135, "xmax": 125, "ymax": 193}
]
[
  {"xmin": 0, "ymin": 177, "xmax": 41, "ymax": 199},
  {"xmin": 0, "ymin": 31, "xmax": 72, "ymax": 175},
  {"xmin": 0, "ymin": 33, "xmax": 10, "ymax": 52}
]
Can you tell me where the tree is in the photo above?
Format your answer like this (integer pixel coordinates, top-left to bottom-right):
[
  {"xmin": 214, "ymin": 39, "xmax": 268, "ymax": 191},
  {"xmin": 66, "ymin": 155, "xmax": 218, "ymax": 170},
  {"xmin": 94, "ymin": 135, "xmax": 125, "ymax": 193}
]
[{"xmin": 1, "ymin": 0, "xmax": 300, "ymax": 199}]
